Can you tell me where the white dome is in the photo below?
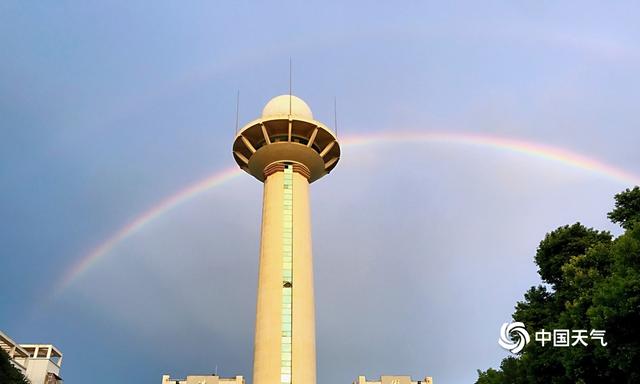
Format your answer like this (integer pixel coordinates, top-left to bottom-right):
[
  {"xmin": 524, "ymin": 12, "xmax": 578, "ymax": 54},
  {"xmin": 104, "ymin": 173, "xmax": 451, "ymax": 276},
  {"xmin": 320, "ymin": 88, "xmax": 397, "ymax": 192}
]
[{"xmin": 262, "ymin": 94, "xmax": 313, "ymax": 119}]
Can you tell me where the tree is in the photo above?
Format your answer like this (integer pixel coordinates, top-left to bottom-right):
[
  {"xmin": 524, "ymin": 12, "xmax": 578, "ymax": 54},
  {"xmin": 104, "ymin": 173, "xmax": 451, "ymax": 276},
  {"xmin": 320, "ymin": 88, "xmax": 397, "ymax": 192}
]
[
  {"xmin": 0, "ymin": 349, "xmax": 30, "ymax": 384},
  {"xmin": 608, "ymin": 186, "xmax": 640, "ymax": 230},
  {"xmin": 534, "ymin": 223, "xmax": 611, "ymax": 289},
  {"xmin": 477, "ymin": 187, "xmax": 640, "ymax": 383}
]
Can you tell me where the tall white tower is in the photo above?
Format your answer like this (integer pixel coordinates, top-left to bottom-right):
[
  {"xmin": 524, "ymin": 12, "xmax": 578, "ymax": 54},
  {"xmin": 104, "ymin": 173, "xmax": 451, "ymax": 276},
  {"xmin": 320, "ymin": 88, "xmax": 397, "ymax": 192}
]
[{"xmin": 232, "ymin": 95, "xmax": 340, "ymax": 384}]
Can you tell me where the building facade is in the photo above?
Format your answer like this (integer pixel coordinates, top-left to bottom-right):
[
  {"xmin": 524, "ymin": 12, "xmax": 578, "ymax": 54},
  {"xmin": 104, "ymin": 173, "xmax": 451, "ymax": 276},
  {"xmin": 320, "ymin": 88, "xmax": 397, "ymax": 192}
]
[
  {"xmin": 161, "ymin": 374, "xmax": 245, "ymax": 384},
  {"xmin": 354, "ymin": 375, "xmax": 434, "ymax": 384},
  {"xmin": 0, "ymin": 330, "xmax": 63, "ymax": 384}
]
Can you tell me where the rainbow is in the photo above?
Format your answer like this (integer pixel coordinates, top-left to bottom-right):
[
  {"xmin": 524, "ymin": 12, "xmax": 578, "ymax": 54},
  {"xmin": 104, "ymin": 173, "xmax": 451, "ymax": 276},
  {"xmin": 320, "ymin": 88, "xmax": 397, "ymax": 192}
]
[
  {"xmin": 51, "ymin": 166, "xmax": 243, "ymax": 298},
  {"xmin": 52, "ymin": 131, "xmax": 640, "ymax": 298},
  {"xmin": 342, "ymin": 131, "xmax": 639, "ymax": 185}
]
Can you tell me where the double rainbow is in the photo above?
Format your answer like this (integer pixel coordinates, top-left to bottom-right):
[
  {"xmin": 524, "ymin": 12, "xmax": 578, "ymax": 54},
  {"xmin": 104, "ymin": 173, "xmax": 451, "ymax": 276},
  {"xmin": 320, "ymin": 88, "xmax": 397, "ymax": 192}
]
[{"xmin": 52, "ymin": 131, "xmax": 640, "ymax": 298}]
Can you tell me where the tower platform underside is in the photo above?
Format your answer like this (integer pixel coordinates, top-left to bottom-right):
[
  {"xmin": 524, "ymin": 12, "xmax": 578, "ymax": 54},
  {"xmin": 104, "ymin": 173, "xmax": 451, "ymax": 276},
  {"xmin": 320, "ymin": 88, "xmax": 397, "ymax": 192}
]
[{"xmin": 232, "ymin": 116, "xmax": 340, "ymax": 183}]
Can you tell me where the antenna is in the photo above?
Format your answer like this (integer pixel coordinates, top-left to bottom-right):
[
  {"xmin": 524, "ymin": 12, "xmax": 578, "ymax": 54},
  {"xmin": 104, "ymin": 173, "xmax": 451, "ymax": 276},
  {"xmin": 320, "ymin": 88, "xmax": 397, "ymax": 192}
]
[
  {"xmin": 334, "ymin": 96, "xmax": 338, "ymax": 138},
  {"xmin": 289, "ymin": 57, "xmax": 292, "ymax": 115},
  {"xmin": 235, "ymin": 90, "xmax": 240, "ymax": 134}
]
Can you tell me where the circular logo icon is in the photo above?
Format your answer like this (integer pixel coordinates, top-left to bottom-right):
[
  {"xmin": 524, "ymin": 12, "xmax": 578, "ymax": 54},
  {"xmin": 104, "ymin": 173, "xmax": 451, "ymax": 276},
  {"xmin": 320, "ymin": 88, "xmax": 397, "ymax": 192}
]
[{"xmin": 498, "ymin": 322, "xmax": 530, "ymax": 353}]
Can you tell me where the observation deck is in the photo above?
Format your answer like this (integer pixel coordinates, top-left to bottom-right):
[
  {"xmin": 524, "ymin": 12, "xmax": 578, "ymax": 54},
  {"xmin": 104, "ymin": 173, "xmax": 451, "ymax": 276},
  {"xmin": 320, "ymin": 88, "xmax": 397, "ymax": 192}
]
[{"xmin": 232, "ymin": 95, "xmax": 340, "ymax": 183}]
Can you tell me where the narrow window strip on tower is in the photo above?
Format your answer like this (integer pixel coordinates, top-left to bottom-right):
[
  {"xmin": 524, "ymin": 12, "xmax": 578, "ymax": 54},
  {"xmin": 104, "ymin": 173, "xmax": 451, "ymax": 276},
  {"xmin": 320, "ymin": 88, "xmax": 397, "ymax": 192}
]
[{"xmin": 281, "ymin": 164, "xmax": 294, "ymax": 384}]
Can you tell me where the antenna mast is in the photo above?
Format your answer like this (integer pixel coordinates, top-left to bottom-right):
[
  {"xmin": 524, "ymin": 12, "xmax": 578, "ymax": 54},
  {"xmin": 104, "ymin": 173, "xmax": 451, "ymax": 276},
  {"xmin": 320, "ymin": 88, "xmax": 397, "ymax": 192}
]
[
  {"xmin": 235, "ymin": 90, "xmax": 240, "ymax": 134},
  {"xmin": 334, "ymin": 96, "xmax": 338, "ymax": 138},
  {"xmin": 289, "ymin": 58, "xmax": 292, "ymax": 115}
]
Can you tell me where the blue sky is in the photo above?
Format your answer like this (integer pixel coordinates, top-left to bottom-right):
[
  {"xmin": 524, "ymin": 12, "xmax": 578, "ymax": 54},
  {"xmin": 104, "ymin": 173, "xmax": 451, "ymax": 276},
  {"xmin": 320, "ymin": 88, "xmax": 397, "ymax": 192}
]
[{"xmin": 1, "ymin": 2, "xmax": 639, "ymax": 383}]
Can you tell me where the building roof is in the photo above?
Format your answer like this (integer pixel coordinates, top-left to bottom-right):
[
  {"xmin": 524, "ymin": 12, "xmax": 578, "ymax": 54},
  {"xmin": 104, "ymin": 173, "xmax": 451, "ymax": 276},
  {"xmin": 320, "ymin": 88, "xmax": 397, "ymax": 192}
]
[{"xmin": 0, "ymin": 330, "xmax": 29, "ymax": 358}]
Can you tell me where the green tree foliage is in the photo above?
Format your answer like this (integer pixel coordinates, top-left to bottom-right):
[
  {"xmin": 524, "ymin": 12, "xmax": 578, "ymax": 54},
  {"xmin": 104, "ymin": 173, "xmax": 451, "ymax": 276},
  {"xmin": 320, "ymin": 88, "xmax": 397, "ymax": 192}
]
[
  {"xmin": 534, "ymin": 223, "xmax": 611, "ymax": 289},
  {"xmin": 477, "ymin": 187, "xmax": 640, "ymax": 383},
  {"xmin": 0, "ymin": 349, "xmax": 30, "ymax": 384},
  {"xmin": 608, "ymin": 186, "xmax": 640, "ymax": 230}
]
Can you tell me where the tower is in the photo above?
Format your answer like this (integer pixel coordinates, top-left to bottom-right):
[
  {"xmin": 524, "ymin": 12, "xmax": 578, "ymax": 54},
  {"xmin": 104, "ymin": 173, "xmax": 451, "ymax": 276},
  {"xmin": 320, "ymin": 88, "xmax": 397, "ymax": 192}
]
[{"xmin": 232, "ymin": 95, "xmax": 340, "ymax": 384}]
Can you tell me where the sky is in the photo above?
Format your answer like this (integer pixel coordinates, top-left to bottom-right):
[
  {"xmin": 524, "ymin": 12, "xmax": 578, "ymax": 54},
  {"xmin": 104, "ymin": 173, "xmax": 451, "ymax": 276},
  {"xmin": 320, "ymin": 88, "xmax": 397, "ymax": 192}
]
[{"xmin": 1, "ymin": 1, "xmax": 640, "ymax": 383}]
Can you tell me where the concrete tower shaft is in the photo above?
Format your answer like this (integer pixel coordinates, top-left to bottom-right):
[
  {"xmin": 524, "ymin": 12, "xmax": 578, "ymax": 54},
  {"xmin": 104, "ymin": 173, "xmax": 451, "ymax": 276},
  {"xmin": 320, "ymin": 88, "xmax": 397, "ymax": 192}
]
[{"xmin": 232, "ymin": 95, "xmax": 339, "ymax": 384}]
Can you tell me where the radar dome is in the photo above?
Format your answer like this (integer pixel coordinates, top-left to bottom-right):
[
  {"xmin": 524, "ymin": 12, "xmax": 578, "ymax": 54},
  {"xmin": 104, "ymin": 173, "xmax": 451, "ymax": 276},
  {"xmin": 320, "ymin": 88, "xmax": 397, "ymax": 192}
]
[{"xmin": 262, "ymin": 95, "xmax": 313, "ymax": 119}]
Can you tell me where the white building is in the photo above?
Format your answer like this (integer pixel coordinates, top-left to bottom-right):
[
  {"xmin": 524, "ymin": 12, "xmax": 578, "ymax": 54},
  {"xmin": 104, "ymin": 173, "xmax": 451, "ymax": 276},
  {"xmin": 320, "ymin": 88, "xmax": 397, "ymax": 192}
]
[
  {"xmin": 354, "ymin": 375, "xmax": 434, "ymax": 384},
  {"xmin": 0, "ymin": 330, "xmax": 63, "ymax": 384},
  {"xmin": 161, "ymin": 374, "xmax": 245, "ymax": 384}
]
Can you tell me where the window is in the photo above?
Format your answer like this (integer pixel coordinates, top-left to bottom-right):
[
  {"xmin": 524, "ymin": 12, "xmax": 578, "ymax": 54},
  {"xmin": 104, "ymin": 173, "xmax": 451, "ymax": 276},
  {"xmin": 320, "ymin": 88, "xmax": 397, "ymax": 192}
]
[{"xmin": 281, "ymin": 164, "xmax": 294, "ymax": 384}]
